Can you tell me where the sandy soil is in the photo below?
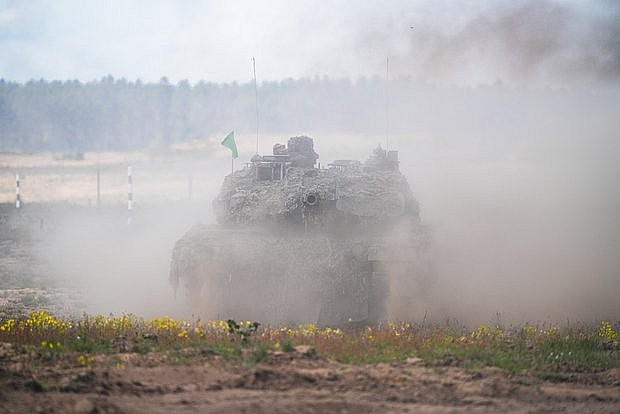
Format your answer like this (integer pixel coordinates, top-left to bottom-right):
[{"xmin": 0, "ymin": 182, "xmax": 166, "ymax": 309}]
[
  {"xmin": 1, "ymin": 346, "xmax": 619, "ymax": 414},
  {"xmin": 0, "ymin": 150, "xmax": 224, "ymax": 205}
]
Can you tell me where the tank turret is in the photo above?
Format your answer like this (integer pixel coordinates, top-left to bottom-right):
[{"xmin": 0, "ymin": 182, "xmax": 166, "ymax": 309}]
[{"xmin": 213, "ymin": 137, "xmax": 419, "ymax": 231}]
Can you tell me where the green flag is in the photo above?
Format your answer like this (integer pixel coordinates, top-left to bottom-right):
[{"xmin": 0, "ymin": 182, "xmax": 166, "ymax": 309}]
[{"xmin": 221, "ymin": 130, "xmax": 238, "ymax": 159}]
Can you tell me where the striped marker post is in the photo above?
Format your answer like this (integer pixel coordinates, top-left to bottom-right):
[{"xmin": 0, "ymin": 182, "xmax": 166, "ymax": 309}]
[
  {"xmin": 15, "ymin": 174, "xmax": 21, "ymax": 209},
  {"xmin": 127, "ymin": 166, "xmax": 133, "ymax": 225}
]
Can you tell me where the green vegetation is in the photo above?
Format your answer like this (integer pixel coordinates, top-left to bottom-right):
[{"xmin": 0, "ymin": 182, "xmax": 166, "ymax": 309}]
[
  {"xmin": 0, "ymin": 76, "xmax": 385, "ymax": 152},
  {"xmin": 226, "ymin": 319, "xmax": 260, "ymax": 344},
  {"xmin": 0, "ymin": 310, "xmax": 618, "ymax": 374},
  {"xmin": 2, "ymin": 77, "xmax": 617, "ymax": 153}
]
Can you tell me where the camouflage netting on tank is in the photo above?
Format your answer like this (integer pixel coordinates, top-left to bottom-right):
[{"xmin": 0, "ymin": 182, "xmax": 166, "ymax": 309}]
[{"xmin": 213, "ymin": 156, "xmax": 420, "ymax": 225}]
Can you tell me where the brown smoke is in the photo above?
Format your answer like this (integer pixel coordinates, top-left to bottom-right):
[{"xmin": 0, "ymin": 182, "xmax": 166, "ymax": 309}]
[{"xmin": 353, "ymin": 0, "xmax": 620, "ymax": 87}]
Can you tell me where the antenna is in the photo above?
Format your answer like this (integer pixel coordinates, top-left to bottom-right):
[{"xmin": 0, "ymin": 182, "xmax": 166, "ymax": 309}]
[
  {"xmin": 385, "ymin": 57, "xmax": 390, "ymax": 151},
  {"xmin": 253, "ymin": 57, "xmax": 260, "ymax": 155}
]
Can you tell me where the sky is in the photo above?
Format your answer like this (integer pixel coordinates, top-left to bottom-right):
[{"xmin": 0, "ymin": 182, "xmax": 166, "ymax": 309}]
[{"xmin": 1, "ymin": 0, "xmax": 618, "ymax": 88}]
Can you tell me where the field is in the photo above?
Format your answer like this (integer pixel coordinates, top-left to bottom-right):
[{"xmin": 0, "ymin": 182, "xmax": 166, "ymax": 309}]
[
  {"xmin": 0, "ymin": 311, "xmax": 618, "ymax": 413},
  {"xmin": 0, "ymin": 149, "xmax": 619, "ymax": 413}
]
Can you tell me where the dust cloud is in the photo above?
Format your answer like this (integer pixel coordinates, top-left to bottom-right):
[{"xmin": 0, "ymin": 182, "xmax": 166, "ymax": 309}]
[
  {"xmin": 38, "ymin": 98, "xmax": 620, "ymax": 326},
  {"xmin": 311, "ymin": 90, "xmax": 620, "ymax": 325},
  {"xmin": 32, "ymin": 159, "xmax": 226, "ymax": 320},
  {"xmin": 387, "ymin": 97, "xmax": 620, "ymax": 326},
  {"xmin": 347, "ymin": 0, "xmax": 620, "ymax": 88},
  {"xmin": 33, "ymin": 84, "xmax": 620, "ymax": 326},
  {"xmin": 394, "ymin": 135, "xmax": 620, "ymax": 326}
]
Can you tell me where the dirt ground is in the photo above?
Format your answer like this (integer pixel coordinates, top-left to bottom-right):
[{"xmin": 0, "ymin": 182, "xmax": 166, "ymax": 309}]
[{"xmin": 0, "ymin": 346, "xmax": 619, "ymax": 414}]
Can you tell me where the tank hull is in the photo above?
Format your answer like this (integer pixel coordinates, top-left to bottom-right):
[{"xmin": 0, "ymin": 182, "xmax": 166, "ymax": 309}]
[{"xmin": 170, "ymin": 225, "xmax": 428, "ymax": 326}]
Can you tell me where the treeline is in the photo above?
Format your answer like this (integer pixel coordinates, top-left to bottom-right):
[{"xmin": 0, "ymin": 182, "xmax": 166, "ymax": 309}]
[
  {"xmin": 0, "ymin": 76, "xmax": 388, "ymax": 152},
  {"xmin": 0, "ymin": 75, "xmax": 618, "ymax": 152}
]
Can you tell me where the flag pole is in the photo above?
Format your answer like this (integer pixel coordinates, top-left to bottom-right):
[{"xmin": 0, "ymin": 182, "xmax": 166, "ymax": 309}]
[
  {"xmin": 221, "ymin": 130, "xmax": 238, "ymax": 176},
  {"xmin": 253, "ymin": 57, "xmax": 259, "ymax": 155}
]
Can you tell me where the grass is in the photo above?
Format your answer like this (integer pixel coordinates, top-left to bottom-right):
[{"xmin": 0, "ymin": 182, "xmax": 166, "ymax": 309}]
[{"xmin": 0, "ymin": 310, "xmax": 618, "ymax": 374}]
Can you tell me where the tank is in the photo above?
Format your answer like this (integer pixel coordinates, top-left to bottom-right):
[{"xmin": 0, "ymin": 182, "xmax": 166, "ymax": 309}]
[{"xmin": 169, "ymin": 136, "xmax": 430, "ymax": 326}]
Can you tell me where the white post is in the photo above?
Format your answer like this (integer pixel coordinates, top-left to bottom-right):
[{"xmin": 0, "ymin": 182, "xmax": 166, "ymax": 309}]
[
  {"xmin": 127, "ymin": 166, "xmax": 133, "ymax": 224},
  {"xmin": 15, "ymin": 174, "xmax": 21, "ymax": 209}
]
